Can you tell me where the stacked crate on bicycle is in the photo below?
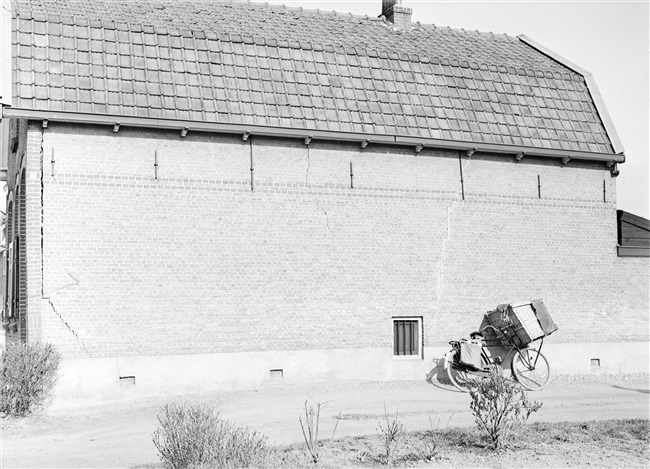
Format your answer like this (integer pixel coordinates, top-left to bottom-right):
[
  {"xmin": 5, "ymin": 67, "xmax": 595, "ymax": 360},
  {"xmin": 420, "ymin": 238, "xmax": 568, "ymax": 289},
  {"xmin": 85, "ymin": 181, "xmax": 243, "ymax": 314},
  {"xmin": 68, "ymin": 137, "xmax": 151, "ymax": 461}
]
[{"xmin": 483, "ymin": 299, "xmax": 558, "ymax": 347}]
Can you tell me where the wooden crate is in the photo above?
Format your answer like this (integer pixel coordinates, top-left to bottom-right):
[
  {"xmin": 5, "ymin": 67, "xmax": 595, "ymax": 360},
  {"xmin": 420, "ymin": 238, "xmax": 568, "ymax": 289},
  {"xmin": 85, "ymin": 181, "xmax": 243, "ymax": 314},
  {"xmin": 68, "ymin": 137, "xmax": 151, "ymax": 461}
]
[
  {"xmin": 510, "ymin": 302, "xmax": 545, "ymax": 345},
  {"xmin": 485, "ymin": 302, "xmax": 545, "ymax": 347}
]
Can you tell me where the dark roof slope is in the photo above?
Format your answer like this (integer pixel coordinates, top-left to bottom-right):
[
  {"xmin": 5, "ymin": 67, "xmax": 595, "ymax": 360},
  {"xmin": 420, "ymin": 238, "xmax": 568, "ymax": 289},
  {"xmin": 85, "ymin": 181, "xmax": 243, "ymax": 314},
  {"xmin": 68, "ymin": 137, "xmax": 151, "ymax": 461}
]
[{"xmin": 11, "ymin": 0, "xmax": 614, "ymax": 154}]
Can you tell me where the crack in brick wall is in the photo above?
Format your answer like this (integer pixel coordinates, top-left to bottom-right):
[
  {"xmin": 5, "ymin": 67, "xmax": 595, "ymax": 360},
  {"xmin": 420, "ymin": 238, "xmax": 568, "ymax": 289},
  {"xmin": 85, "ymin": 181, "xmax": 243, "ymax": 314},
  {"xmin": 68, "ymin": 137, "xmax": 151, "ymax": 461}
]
[
  {"xmin": 435, "ymin": 154, "xmax": 473, "ymax": 307},
  {"xmin": 48, "ymin": 299, "xmax": 90, "ymax": 356},
  {"xmin": 305, "ymin": 145, "xmax": 335, "ymax": 239}
]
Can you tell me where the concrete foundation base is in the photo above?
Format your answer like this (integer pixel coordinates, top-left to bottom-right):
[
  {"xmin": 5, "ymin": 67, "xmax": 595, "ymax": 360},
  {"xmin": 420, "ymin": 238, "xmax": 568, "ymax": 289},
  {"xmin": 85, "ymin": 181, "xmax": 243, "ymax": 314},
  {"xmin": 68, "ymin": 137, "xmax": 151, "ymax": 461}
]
[{"xmin": 51, "ymin": 341, "xmax": 649, "ymax": 408}]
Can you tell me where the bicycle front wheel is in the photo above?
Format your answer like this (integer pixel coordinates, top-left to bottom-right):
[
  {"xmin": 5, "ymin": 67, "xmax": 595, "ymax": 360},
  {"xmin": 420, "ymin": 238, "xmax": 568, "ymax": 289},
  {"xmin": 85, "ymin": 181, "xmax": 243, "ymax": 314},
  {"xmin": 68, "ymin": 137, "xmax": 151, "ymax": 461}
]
[
  {"xmin": 445, "ymin": 349, "xmax": 481, "ymax": 393},
  {"xmin": 511, "ymin": 348, "xmax": 551, "ymax": 391}
]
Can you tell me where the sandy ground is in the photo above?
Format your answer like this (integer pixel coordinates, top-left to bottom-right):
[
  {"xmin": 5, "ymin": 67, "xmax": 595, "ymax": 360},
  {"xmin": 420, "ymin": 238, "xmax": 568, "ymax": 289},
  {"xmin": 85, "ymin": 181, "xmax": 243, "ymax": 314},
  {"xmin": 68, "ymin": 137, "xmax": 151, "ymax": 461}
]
[{"xmin": 1, "ymin": 374, "xmax": 649, "ymax": 468}]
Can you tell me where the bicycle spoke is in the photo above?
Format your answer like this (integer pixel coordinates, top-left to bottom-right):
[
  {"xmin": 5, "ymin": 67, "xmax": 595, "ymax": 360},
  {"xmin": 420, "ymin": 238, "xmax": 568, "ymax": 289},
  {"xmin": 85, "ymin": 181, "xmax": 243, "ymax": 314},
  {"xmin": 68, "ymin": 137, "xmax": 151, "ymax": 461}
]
[
  {"xmin": 511, "ymin": 349, "xmax": 551, "ymax": 391},
  {"xmin": 515, "ymin": 367, "xmax": 547, "ymax": 387}
]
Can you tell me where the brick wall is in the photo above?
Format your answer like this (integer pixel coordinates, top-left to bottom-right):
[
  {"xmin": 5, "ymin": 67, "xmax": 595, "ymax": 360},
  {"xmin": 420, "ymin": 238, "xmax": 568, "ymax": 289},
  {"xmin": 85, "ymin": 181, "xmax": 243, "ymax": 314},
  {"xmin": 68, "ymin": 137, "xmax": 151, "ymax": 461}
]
[
  {"xmin": 3, "ymin": 119, "xmax": 39, "ymax": 345},
  {"xmin": 24, "ymin": 122, "xmax": 44, "ymax": 342},
  {"xmin": 8, "ymin": 121, "xmax": 647, "ymax": 358}
]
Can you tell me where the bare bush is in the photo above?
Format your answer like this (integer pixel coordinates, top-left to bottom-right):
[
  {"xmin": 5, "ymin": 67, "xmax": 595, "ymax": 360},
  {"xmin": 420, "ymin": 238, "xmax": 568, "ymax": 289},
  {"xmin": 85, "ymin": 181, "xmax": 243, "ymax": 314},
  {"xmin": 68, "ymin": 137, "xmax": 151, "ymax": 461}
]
[
  {"xmin": 152, "ymin": 402, "xmax": 274, "ymax": 469},
  {"xmin": 299, "ymin": 400, "xmax": 322, "ymax": 463},
  {"xmin": 469, "ymin": 369, "xmax": 543, "ymax": 449},
  {"xmin": 377, "ymin": 404, "xmax": 405, "ymax": 465},
  {"xmin": 0, "ymin": 342, "xmax": 60, "ymax": 416}
]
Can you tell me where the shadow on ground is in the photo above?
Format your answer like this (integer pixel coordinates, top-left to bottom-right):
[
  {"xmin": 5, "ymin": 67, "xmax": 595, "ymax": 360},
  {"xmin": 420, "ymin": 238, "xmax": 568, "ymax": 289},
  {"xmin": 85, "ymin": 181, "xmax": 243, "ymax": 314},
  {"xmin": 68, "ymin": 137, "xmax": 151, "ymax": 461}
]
[
  {"xmin": 610, "ymin": 384, "xmax": 650, "ymax": 395},
  {"xmin": 425, "ymin": 357, "xmax": 462, "ymax": 392}
]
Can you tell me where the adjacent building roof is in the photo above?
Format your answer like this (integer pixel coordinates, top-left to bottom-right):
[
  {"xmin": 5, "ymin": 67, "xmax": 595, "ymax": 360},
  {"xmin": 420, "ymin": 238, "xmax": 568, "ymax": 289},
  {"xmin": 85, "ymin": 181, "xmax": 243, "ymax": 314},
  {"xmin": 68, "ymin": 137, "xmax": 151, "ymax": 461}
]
[
  {"xmin": 617, "ymin": 210, "xmax": 650, "ymax": 258},
  {"xmin": 7, "ymin": 0, "xmax": 622, "ymax": 159}
]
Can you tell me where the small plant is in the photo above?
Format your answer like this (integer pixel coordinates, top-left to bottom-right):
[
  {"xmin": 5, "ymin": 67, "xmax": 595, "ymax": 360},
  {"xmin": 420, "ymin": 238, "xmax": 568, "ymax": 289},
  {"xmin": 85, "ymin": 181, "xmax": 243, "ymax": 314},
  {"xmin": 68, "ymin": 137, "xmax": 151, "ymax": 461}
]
[
  {"xmin": 152, "ymin": 402, "xmax": 273, "ymax": 469},
  {"xmin": 299, "ymin": 400, "xmax": 322, "ymax": 463},
  {"xmin": 331, "ymin": 411, "xmax": 342, "ymax": 440},
  {"xmin": 377, "ymin": 404, "xmax": 405, "ymax": 465},
  {"xmin": 469, "ymin": 368, "xmax": 542, "ymax": 449},
  {"xmin": 421, "ymin": 414, "xmax": 454, "ymax": 461},
  {"xmin": 0, "ymin": 342, "xmax": 60, "ymax": 416}
]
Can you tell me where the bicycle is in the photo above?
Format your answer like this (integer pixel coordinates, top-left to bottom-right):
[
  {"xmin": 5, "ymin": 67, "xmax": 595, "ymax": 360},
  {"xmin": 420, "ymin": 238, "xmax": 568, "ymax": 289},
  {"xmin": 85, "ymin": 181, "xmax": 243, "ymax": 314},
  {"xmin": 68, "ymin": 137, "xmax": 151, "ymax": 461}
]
[{"xmin": 445, "ymin": 326, "xmax": 551, "ymax": 392}]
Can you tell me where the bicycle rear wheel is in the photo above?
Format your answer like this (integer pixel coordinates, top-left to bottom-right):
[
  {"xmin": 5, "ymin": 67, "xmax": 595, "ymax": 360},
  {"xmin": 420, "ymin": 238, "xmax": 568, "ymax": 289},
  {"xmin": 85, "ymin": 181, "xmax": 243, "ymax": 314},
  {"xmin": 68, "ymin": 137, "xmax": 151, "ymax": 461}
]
[
  {"xmin": 511, "ymin": 348, "xmax": 551, "ymax": 391},
  {"xmin": 445, "ymin": 349, "xmax": 482, "ymax": 393}
]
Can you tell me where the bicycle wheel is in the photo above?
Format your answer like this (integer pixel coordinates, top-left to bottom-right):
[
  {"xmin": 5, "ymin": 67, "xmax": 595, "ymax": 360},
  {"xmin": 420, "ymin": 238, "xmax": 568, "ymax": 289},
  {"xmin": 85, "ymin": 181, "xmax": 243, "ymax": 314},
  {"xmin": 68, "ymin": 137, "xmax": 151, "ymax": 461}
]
[
  {"xmin": 511, "ymin": 348, "xmax": 551, "ymax": 391},
  {"xmin": 445, "ymin": 349, "xmax": 482, "ymax": 393}
]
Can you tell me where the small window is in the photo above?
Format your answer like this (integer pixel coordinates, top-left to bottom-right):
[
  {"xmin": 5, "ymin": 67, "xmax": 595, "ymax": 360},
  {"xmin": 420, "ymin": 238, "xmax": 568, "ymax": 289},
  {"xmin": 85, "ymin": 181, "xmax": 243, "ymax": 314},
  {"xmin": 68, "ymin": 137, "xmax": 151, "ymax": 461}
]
[{"xmin": 393, "ymin": 317, "xmax": 422, "ymax": 357}]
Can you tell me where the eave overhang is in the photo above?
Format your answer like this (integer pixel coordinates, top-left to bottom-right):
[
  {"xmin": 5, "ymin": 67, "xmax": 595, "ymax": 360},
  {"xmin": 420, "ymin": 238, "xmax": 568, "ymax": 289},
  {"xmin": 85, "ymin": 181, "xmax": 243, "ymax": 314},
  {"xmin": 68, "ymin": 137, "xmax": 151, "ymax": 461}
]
[
  {"xmin": 1, "ymin": 107, "xmax": 625, "ymax": 166},
  {"xmin": 517, "ymin": 34, "xmax": 625, "ymax": 157}
]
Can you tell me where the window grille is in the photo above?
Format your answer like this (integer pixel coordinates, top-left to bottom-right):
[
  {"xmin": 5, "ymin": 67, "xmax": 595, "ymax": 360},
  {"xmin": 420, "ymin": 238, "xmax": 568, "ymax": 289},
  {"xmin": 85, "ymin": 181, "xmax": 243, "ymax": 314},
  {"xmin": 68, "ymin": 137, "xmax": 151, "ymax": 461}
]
[{"xmin": 393, "ymin": 318, "xmax": 421, "ymax": 356}]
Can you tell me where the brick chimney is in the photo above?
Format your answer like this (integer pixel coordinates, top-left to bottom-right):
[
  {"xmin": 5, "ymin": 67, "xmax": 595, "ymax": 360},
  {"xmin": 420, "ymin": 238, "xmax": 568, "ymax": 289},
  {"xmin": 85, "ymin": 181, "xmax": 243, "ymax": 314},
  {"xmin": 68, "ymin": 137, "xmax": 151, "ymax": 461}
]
[{"xmin": 381, "ymin": 0, "xmax": 412, "ymax": 29}]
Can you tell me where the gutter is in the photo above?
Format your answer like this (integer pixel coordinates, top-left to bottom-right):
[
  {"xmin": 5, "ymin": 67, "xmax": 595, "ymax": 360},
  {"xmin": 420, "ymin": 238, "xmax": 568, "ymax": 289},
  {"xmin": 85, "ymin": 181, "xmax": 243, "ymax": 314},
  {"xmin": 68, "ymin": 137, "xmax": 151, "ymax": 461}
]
[
  {"xmin": 0, "ymin": 106, "xmax": 8, "ymax": 181},
  {"xmin": 517, "ymin": 34, "xmax": 625, "ymax": 158},
  {"xmin": 0, "ymin": 2, "xmax": 12, "ymax": 107},
  {"xmin": 1, "ymin": 107, "xmax": 624, "ymax": 166}
]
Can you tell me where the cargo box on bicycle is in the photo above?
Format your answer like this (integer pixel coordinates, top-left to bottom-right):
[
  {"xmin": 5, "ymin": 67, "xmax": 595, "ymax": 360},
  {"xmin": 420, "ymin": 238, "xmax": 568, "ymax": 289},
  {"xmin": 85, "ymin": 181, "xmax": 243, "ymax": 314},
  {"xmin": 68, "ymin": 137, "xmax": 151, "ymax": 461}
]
[{"xmin": 485, "ymin": 301, "xmax": 555, "ymax": 347}]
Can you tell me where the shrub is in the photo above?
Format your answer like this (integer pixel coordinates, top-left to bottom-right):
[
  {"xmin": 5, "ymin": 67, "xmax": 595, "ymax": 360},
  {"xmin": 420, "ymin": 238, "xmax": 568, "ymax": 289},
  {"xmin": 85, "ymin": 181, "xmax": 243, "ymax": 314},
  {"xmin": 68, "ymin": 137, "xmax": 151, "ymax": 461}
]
[
  {"xmin": 152, "ymin": 402, "xmax": 275, "ymax": 469},
  {"xmin": 469, "ymin": 369, "xmax": 542, "ymax": 449},
  {"xmin": 377, "ymin": 404, "xmax": 405, "ymax": 465},
  {"xmin": 0, "ymin": 342, "xmax": 61, "ymax": 416}
]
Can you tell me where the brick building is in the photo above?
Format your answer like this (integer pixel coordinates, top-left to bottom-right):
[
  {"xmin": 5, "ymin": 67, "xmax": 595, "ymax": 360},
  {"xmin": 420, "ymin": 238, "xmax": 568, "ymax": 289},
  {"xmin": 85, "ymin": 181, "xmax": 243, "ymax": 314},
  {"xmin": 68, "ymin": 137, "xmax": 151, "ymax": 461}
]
[{"xmin": 0, "ymin": 0, "xmax": 647, "ymax": 403}]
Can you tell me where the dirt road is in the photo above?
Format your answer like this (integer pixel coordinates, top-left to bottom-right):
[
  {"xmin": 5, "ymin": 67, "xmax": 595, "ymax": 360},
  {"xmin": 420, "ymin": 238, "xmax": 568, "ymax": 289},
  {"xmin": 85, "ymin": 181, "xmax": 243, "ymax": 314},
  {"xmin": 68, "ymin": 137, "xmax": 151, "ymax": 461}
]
[{"xmin": 2, "ymin": 374, "xmax": 648, "ymax": 468}]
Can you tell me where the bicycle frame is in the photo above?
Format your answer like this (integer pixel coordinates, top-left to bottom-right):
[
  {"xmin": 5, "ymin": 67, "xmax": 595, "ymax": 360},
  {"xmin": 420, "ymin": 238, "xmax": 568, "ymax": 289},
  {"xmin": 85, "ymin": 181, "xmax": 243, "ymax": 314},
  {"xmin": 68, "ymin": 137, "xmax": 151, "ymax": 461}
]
[
  {"xmin": 446, "ymin": 324, "xmax": 552, "ymax": 392},
  {"xmin": 488, "ymin": 338, "xmax": 544, "ymax": 364},
  {"xmin": 480, "ymin": 323, "xmax": 546, "ymax": 366},
  {"xmin": 447, "ymin": 336, "xmax": 546, "ymax": 373}
]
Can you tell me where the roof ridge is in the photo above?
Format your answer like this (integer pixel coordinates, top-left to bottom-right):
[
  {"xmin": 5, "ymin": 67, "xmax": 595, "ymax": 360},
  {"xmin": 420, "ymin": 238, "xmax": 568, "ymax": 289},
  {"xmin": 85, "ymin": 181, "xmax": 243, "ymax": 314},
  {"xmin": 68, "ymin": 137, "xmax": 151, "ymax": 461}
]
[
  {"xmin": 418, "ymin": 22, "xmax": 517, "ymax": 42},
  {"xmin": 14, "ymin": 0, "xmax": 520, "ymax": 41},
  {"xmin": 225, "ymin": 1, "xmax": 522, "ymax": 40},
  {"xmin": 255, "ymin": 1, "xmax": 384, "ymax": 22},
  {"xmin": 241, "ymin": 1, "xmax": 519, "ymax": 38}
]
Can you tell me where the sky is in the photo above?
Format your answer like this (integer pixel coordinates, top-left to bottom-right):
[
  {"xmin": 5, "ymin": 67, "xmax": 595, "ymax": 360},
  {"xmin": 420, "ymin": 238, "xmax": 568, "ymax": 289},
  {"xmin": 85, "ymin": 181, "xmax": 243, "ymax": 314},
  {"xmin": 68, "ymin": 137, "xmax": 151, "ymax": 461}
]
[{"xmin": 267, "ymin": 0, "xmax": 650, "ymax": 218}]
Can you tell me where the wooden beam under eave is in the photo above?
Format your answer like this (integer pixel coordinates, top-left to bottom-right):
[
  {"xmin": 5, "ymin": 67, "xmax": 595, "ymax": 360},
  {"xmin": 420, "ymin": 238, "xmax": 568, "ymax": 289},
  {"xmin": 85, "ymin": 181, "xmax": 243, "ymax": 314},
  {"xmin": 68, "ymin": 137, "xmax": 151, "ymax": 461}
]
[{"xmin": 617, "ymin": 246, "xmax": 650, "ymax": 258}]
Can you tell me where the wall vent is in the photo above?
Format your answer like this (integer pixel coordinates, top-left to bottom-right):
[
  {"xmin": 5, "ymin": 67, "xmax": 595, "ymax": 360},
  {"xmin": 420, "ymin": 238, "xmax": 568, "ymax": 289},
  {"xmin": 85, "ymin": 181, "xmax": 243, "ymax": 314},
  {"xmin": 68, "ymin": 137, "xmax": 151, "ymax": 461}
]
[
  {"xmin": 120, "ymin": 376, "xmax": 136, "ymax": 385},
  {"xmin": 590, "ymin": 359, "xmax": 601, "ymax": 367},
  {"xmin": 270, "ymin": 369, "xmax": 283, "ymax": 378}
]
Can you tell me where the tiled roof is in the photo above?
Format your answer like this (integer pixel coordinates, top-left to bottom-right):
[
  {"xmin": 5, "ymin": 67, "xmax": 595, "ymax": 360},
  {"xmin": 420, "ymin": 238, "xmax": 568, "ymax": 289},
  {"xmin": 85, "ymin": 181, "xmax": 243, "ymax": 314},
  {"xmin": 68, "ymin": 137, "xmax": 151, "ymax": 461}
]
[{"xmin": 11, "ymin": 0, "xmax": 614, "ymax": 154}]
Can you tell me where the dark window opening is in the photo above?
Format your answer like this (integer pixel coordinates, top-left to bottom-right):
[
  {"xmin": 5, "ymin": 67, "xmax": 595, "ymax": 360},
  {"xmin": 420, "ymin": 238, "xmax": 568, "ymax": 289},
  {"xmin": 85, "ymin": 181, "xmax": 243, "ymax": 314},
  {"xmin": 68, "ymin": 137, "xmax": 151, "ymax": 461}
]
[{"xmin": 393, "ymin": 318, "xmax": 421, "ymax": 356}]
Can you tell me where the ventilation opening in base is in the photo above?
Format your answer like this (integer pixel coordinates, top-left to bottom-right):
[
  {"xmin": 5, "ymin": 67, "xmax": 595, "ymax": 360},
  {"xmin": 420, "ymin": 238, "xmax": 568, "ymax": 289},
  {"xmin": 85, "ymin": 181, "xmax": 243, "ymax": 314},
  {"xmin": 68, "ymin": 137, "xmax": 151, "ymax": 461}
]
[{"xmin": 120, "ymin": 376, "xmax": 136, "ymax": 385}]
